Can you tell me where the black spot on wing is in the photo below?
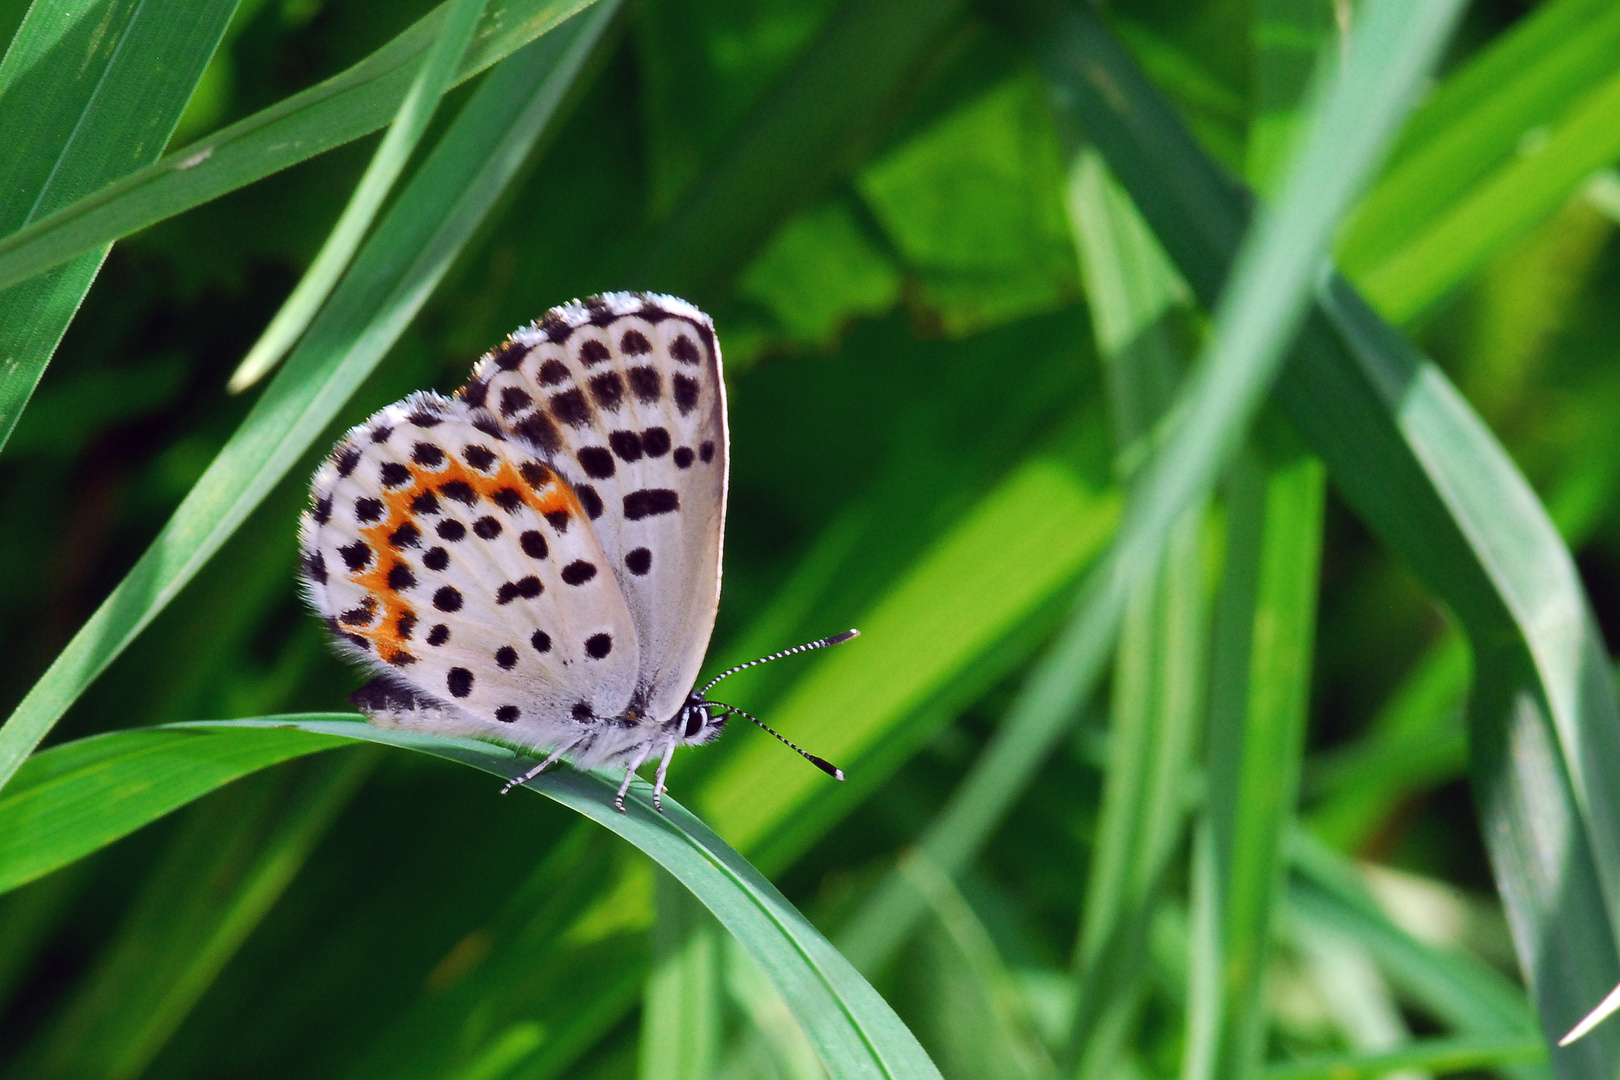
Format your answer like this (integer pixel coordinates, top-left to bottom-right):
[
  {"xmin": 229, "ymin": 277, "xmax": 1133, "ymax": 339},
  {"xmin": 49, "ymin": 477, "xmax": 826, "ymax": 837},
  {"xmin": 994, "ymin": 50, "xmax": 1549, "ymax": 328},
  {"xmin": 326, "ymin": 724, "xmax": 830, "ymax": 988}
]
[
  {"xmin": 672, "ymin": 374, "xmax": 700, "ymax": 415},
  {"xmin": 576, "ymin": 485, "xmax": 604, "ymax": 519},
  {"xmin": 355, "ymin": 497, "xmax": 383, "ymax": 523},
  {"xmin": 621, "ymin": 329, "xmax": 651, "ymax": 355},
  {"xmin": 670, "ymin": 335, "xmax": 700, "ymax": 365},
  {"xmin": 334, "ymin": 445, "xmax": 361, "ymax": 476},
  {"xmin": 440, "ymin": 480, "xmax": 476, "ymax": 505},
  {"xmin": 495, "ymin": 705, "xmax": 519, "ymax": 723},
  {"xmin": 380, "ymin": 462, "xmax": 411, "ymax": 488},
  {"xmin": 585, "ymin": 633, "xmax": 612, "ymax": 659},
  {"xmin": 531, "ymin": 629, "xmax": 551, "ymax": 654},
  {"xmin": 389, "ymin": 521, "xmax": 421, "ymax": 549},
  {"xmin": 550, "ymin": 388, "xmax": 591, "ymax": 427},
  {"xmin": 499, "ymin": 386, "xmax": 532, "ymax": 417},
  {"xmin": 628, "ymin": 366, "xmax": 661, "ymax": 403},
  {"xmin": 424, "ymin": 546, "xmax": 449, "ymax": 571},
  {"xmin": 577, "ymin": 447, "xmax": 615, "ymax": 479},
  {"xmin": 491, "ymin": 339, "xmax": 527, "ymax": 370},
  {"xmin": 411, "ymin": 490, "xmax": 442, "ymax": 515},
  {"xmin": 304, "ymin": 550, "xmax": 328, "ymax": 584},
  {"xmin": 437, "ymin": 519, "xmax": 466, "ymax": 542},
  {"xmin": 496, "ymin": 576, "xmax": 543, "ymax": 604},
  {"xmin": 428, "ymin": 624, "xmax": 450, "ymax": 646},
  {"xmin": 674, "ymin": 447, "xmax": 694, "ymax": 468},
  {"xmin": 495, "ymin": 645, "xmax": 518, "ymax": 669},
  {"xmin": 641, "ymin": 427, "xmax": 670, "ymax": 457},
  {"xmin": 624, "ymin": 489, "xmax": 679, "ymax": 520},
  {"xmin": 609, "ymin": 430, "xmax": 643, "ymax": 462},
  {"xmin": 434, "ymin": 586, "xmax": 463, "ymax": 612},
  {"xmin": 514, "ymin": 412, "xmax": 562, "ymax": 453},
  {"xmin": 589, "ymin": 371, "xmax": 624, "ymax": 410},
  {"xmin": 464, "ymin": 444, "xmax": 496, "ymax": 471},
  {"xmin": 386, "ymin": 561, "xmax": 415, "ymax": 591},
  {"xmin": 473, "ymin": 516, "xmax": 502, "ymax": 540},
  {"xmin": 578, "ymin": 339, "xmax": 610, "ymax": 366},
  {"xmin": 561, "ymin": 561, "xmax": 596, "ymax": 585},
  {"xmin": 312, "ymin": 495, "xmax": 333, "ymax": 524},
  {"xmin": 339, "ymin": 541, "xmax": 371, "ymax": 571},
  {"xmin": 520, "ymin": 530, "xmax": 548, "ymax": 559},
  {"xmin": 447, "ymin": 668, "xmax": 473, "ymax": 698},
  {"xmin": 412, "ymin": 442, "xmax": 445, "ymax": 467},
  {"xmin": 538, "ymin": 358, "xmax": 569, "ymax": 385},
  {"xmin": 625, "ymin": 548, "xmax": 651, "ymax": 576}
]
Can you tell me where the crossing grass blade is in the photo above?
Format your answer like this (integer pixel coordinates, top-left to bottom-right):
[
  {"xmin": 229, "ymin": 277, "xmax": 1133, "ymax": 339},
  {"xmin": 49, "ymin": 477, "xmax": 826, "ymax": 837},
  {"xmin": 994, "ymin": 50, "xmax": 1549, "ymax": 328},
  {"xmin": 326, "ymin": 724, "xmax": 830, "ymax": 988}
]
[
  {"xmin": 226, "ymin": 0, "xmax": 494, "ymax": 392},
  {"xmin": 0, "ymin": 4, "xmax": 615, "ymax": 796},
  {"xmin": 0, "ymin": 0, "xmax": 239, "ymax": 454},
  {"xmin": 843, "ymin": 0, "xmax": 1460, "ymax": 992},
  {"xmin": 0, "ymin": 717, "xmax": 946, "ymax": 1080},
  {"xmin": 1029, "ymin": 3, "xmax": 1620, "ymax": 1066},
  {"xmin": 0, "ymin": 0, "xmax": 599, "ymax": 298},
  {"xmin": 1256, "ymin": 1036, "xmax": 1547, "ymax": 1080},
  {"xmin": 641, "ymin": 868, "xmax": 723, "ymax": 1080}
]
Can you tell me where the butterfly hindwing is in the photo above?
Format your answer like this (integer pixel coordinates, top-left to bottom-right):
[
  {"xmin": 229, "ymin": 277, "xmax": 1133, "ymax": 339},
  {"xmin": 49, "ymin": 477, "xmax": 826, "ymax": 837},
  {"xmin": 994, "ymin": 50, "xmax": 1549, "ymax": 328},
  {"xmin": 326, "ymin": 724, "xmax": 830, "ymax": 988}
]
[
  {"xmin": 299, "ymin": 392, "xmax": 641, "ymax": 753},
  {"xmin": 465, "ymin": 293, "xmax": 727, "ymax": 725}
]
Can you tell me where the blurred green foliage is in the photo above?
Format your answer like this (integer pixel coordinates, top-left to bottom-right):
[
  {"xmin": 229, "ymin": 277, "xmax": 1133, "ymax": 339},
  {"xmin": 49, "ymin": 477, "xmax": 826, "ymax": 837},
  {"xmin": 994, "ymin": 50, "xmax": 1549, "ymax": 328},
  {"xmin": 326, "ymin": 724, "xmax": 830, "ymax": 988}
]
[{"xmin": 3, "ymin": 0, "xmax": 1620, "ymax": 1077}]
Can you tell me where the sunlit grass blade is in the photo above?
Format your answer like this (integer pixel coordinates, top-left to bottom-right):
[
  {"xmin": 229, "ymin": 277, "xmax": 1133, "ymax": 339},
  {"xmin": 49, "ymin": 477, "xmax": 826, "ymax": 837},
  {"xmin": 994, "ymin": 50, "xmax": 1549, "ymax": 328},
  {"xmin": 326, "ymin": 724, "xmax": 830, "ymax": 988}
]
[
  {"xmin": 641, "ymin": 868, "xmax": 722, "ymax": 1080},
  {"xmin": 14, "ymin": 752, "xmax": 373, "ymax": 1077},
  {"xmin": 0, "ymin": 0, "xmax": 598, "ymax": 297},
  {"xmin": 0, "ymin": 5, "xmax": 614, "ymax": 796},
  {"xmin": 226, "ymin": 0, "xmax": 493, "ymax": 392},
  {"xmin": 1031, "ymin": 2, "xmax": 1620, "ymax": 1063},
  {"xmin": 0, "ymin": 0, "xmax": 238, "ymax": 454},
  {"xmin": 1355, "ymin": 67, "xmax": 1620, "ymax": 323},
  {"xmin": 1338, "ymin": 0, "xmax": 1620, "ymax": 301}
]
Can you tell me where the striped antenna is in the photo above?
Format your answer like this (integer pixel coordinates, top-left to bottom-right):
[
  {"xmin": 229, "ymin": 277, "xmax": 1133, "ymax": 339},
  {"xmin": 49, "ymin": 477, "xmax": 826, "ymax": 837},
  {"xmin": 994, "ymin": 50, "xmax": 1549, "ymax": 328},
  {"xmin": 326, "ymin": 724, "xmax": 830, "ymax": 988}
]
[
  {"xmin": 710, "ymin": 703, "xmax": 844, "ymax": 781},
  {"xmin": 700, "ymin": 629, "xmax": 859, "ymax": 695}
]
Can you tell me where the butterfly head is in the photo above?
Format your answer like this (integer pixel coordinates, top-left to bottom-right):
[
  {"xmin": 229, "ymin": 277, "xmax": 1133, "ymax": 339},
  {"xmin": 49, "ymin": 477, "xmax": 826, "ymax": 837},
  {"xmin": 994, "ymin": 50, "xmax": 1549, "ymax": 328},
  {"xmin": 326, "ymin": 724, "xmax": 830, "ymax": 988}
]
[{"xmin": 675, "ymin": 694, "xmax": 728, "ymax": 747}]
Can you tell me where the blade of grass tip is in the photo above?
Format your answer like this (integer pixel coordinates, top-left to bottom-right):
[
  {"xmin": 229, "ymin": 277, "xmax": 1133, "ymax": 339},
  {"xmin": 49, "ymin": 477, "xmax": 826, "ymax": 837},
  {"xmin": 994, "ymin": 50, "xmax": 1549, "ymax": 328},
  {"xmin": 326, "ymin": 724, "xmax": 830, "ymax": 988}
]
[
  {"xmin": 0, "ymin": 3, "xmax": 616, "ymax": 797},
  {"xmin": 0, "ymin": 0, "xmax": 238, "ymax": 454},
  {"xmin": 641, "ymin": 867, "xmax": 722, "ymax": 1080},
  {"xmin": 226, "ymin": 0, "xmax": 492, "ymax": 392},
  {"xmin": 19, "ymin": 750, "xmax": 375, "ymax": 1080},
  {"xmin": 1028, "ymin": 3, "xmax": 1620, "ymax": 1066},
  {"xmin": 840, "ymin": 0, "xmax": 1462, "ymax": 978},
  {"xmin": 0, "ymin": 0, "xmax": 598, "ymax": 298},
  {"xmin": 193, "ymin": 718, "xmax": 945, "ymax": 1080}
]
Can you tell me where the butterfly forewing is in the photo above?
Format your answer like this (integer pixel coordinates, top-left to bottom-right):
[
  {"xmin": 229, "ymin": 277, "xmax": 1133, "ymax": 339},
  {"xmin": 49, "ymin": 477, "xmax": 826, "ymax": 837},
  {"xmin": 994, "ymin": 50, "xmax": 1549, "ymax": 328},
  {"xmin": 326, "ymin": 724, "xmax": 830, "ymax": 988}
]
[
  {"xmin": 300, "ymin": 392, "xmax": 641, "ymax": 747},
  {"xmin": 465, "ymin": 293, "xmax": 727, "ymax": 725}
]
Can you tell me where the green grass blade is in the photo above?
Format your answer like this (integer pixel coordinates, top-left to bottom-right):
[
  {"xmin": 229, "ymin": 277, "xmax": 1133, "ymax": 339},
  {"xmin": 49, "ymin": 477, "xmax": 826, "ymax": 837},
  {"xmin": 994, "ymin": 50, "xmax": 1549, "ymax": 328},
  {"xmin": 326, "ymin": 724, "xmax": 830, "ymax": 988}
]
[
  {"xmin": 0, "ymin": 5, "xmax": 613, "ymax": 796},
  {"xmin": 1258, "ymin": 1036, "xmax": 1547, "ymax": 1080},
  {"xmin": 1030, "ymin": 5, "xmax": 1620, "ymax": 1066},
  {"xmin": 1062, "ymin": 148, "xmax": 1204, "ymax": 1079},
  {"xmin": 845, "ymin": 0, "xmax": 1459, "ymax": 985},
  {"xmin": 0, "ymin": 726, "xmax": 348, "ymax": 895},
  {"xmin": 0, "ymin": 0, "xmax": 238, "ymax": 453},
  {"xmin": 1356, "ymin": 67, "xmax": 1620, "ymax": 323},
  {"xmin": 0, "ymin": 0, "xmax": 598, "ymax": 297},
  {"xmin": 226, "ymin": 0, "xmax": 493, "ymax": 392},
  {"xmin": 641, "ymin": 868, "xmax": 722, "ymax": 1080},
  {"xmin": 1338, "ymin": 0, "xmax": 1620, "ymax": 288},
  {"xmin": 16, "ymin": 751, "xmax": 373, "ymax": 1078},
  {"xmin": 58, "ymin": 717, "xmax": 945, "ymax": 1080},
  {"xmin": 1189, "ymin": 440, "xmax": 1324, "ymax": 1080}
]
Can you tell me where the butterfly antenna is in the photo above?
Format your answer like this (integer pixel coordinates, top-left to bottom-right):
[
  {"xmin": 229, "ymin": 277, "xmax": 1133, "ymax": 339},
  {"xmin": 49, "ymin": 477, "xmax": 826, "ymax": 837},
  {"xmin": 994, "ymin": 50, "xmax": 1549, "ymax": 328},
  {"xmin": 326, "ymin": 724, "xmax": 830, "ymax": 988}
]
[
  {"xmin": 700, "ymin": 629, "xmax": 859, "ymax": 696},
  {"xmin": 711, "ymin": 703, "xmax": 845, "ymax": 781}
]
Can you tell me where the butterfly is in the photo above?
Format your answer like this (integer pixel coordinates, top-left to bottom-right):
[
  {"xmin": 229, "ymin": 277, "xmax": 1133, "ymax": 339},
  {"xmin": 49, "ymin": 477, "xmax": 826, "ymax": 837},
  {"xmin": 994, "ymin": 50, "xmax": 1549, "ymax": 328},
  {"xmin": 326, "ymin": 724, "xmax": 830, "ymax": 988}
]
[{"xmin": 299, "ymin": 292, "xmax": 854, "ymax": 811}]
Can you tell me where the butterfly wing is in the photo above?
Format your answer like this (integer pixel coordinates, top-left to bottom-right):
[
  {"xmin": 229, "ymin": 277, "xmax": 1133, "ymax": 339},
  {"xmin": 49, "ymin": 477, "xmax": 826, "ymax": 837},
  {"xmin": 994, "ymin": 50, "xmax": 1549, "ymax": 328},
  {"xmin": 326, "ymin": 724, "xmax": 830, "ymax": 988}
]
[
  {"xmin": 299, "ymin": 392, "xmax": 643, "ymax": 756},
  {"xmin": 464, "ymin": 293, "xmax": 727, "ymax": 725}
]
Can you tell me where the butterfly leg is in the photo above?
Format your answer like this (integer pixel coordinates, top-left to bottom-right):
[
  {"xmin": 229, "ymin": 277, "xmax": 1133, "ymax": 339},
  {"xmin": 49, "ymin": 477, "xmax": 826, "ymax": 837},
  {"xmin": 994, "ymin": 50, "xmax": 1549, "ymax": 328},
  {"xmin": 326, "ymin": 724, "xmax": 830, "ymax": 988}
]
[
  {"xmin": 613, "ymin": 743, "xmax": 655, "ymax": 813},
  {"xmin": 500, "ymin": 740, "xmax": 578, "ymax": 795},
  {"xmin": 651, "ymin": 741, "xmax": 679, "ymax": 813}
]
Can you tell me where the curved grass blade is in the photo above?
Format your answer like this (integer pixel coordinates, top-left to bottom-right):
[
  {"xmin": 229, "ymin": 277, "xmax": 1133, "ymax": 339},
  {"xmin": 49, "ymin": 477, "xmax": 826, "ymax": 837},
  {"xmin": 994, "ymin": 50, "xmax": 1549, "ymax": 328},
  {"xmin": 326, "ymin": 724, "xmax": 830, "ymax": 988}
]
[
  {"xmin": 3, "ymin": 717, "xmax": 945, "ymax": 1080},
  {"xmin": 1257, "ymin": 1036, "xmax": 1546, "ymax": 1080},
  {"xmin": 226, "ymin": 0, "xmax": 493, "ymax": 392},
  {"xmin": 0, "ymin": 0, "xmax": 599, "ymax": 298},
  {"xmin": 1027, "ymin": 1, "xmax": 1620, "ymax": 1066},
  {"xmin": 839, "ymin": 0, "xmax": 1462, "ymax": 978},
  {"xmin": 0, "ymin": 725, "xmax": 348, "ymax": 895},
  {"xmin": 0, "ymin": 0, "xmax": 239, "ymax": 454},
  {"xmin": 0, "ymin": 4, "xmax": 616, "ymax": 796}
]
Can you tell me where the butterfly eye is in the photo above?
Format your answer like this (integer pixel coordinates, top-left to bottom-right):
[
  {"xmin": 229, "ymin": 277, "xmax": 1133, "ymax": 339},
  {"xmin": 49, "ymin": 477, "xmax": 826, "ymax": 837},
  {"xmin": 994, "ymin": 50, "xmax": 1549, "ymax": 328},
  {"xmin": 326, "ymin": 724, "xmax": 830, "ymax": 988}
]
[{"xmin": 684, "ymin": 708, "xmax": 707, "ymax": 739}]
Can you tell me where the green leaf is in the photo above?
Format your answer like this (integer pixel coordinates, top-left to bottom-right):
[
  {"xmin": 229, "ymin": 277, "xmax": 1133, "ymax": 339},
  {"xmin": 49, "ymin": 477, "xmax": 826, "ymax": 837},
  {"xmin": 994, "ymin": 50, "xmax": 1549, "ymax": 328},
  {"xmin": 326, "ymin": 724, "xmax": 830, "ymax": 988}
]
[
  {"xmin": 0, "ymin": 726, "xmax": 348, "ymax": 895},
  {"xmin": 0, "ymin": 0, "xmax": 239, "ymax": 452},
  {"xmin": 0, "ymin": 4, "xmax": 615, "ymax": 794},
  {"xmin": 226, "ymin": 0, "xmax": 494, "ymax": 391},
  {"xmin": 1030, "ymin": 3, "xmax": 1620, "ymax": 1065},
  {"xmin": 0, "ymin": 0, "xmax": 600, "ymax": 297},
  {"xmin": 12, "ymin": 717, "xmax": 946, "ymax": 1080}
]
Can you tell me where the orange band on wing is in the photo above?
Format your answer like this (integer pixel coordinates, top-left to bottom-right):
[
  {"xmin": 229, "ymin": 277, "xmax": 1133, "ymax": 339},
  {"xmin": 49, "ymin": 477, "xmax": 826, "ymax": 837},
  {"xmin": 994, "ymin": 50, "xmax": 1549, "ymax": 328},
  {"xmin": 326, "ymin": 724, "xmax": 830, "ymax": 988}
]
[{"xmin": 345, "ymin": 454, "xmax": 582, "ymax": 665}]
